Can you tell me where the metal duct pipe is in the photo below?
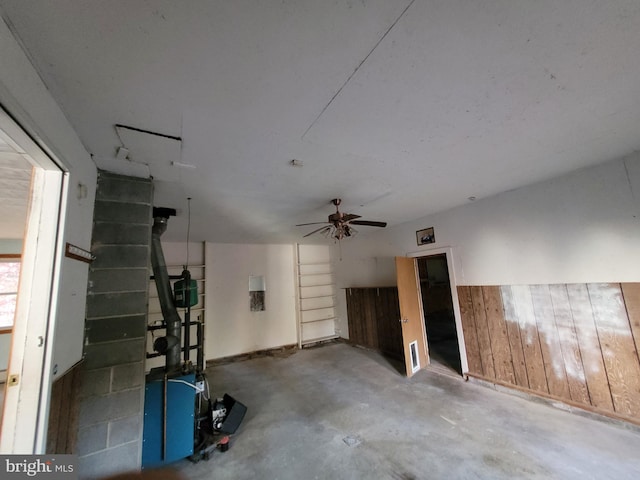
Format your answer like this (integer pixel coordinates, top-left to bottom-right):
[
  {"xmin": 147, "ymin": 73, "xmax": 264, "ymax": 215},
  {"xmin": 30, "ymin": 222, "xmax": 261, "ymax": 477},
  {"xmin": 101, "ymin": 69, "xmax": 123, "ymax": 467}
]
[{"xmin": 150, "ymin": 208, "xmax": 182, "ymax": 372}]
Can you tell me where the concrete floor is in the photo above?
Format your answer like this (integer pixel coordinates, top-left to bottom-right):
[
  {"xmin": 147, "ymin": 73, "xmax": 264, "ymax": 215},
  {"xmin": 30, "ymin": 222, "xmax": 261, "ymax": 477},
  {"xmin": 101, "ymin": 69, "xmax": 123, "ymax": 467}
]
[{"xmin": 175, "ymin": 342, "xmax": 640, "ymax": 480}]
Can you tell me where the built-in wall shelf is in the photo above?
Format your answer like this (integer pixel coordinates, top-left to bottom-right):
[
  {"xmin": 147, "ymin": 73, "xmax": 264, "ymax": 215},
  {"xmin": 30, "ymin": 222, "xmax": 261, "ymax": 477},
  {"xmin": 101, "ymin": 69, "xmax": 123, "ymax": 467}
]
[
  {"xmin": 296, "ymin": 245, "xmax": 339, "ymax": 347},
  {"xmin": 300, "ymin": 306, "xmax": 336, "ymax": 313},
  {"xmin": 301, "ymin": 317, "xmax": 338, "ymax": 325}
]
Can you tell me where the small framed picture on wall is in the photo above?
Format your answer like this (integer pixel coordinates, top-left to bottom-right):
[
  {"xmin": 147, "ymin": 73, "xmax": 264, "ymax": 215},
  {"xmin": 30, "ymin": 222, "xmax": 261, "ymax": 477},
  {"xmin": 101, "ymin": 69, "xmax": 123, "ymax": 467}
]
[{"xmin": 416, "ymin": 227, "xmax": 435, "ymax": 246}]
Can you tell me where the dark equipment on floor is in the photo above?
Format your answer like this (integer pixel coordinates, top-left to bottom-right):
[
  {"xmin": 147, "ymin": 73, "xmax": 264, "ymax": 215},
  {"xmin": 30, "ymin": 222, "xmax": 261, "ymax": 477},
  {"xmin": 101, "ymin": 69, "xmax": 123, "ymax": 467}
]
[{"xmin": 142, "ymin": 207, "xmax": 246, "ymax": 469}]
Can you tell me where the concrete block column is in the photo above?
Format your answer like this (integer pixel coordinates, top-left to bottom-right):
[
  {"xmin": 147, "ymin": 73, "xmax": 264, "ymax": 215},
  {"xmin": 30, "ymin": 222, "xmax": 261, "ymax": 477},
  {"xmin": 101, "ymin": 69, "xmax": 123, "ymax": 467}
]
[{"xmin": 77, "ymin": 171, "xmax": 152, "ymax": 478}]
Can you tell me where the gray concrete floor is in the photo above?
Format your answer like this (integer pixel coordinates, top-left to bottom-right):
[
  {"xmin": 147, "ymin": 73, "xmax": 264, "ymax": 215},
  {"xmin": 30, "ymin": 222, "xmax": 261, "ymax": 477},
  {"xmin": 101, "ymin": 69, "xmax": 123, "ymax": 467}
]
[{"xmin": 175, "ymin": 342, "xmax": 640, "ymax": 480}]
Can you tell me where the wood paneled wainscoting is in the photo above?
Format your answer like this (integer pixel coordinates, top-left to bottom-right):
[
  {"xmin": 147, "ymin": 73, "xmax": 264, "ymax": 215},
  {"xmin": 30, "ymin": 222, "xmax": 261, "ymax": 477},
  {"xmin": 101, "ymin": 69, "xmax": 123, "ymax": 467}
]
[
  {"xmin": 345, "ymin": 287, "xmax": 403, "ymax": 360},
  {"xmin": 46, "ymin": 360, "xmax": 83, "ymax": 453},
  {"xmin": 458, "ymin": 283, "xmax": 640, "ymax": 424}
]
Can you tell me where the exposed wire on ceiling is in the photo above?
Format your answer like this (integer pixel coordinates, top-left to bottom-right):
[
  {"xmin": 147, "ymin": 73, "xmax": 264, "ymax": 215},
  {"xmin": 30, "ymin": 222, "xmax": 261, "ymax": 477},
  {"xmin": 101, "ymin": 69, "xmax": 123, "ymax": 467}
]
[{"xmin": 301, "ymin": 0, "xmax": 418, "ymax": 139}]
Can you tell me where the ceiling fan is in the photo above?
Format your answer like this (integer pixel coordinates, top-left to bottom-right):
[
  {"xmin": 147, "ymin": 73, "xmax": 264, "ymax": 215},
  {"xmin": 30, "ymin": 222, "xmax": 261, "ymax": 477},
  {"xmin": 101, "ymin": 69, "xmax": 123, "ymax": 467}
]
[{"xmin": 296, "ymin": 199, "xmax": 387, "ymax": 240}]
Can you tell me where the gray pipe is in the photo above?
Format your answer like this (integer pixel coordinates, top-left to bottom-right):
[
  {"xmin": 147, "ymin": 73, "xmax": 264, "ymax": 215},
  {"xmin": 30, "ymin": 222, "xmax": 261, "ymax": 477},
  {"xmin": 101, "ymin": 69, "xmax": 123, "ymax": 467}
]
[{"xmin": 150, "ymin": 215, "xmax": 182, "ymax": 371}]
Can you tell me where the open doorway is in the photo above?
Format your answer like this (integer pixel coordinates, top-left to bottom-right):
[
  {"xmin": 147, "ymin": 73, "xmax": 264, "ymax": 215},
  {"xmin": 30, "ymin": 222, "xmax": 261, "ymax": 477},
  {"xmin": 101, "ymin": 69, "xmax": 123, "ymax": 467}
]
[
  {"xmin": 417, "ymin": 254, "xmax": 462, "ymax": 376},
  {"xmin": 0, "ymin": 106, "xmax": 66, "ymax": 453},
  {"xmin": 0, "ymin": 129, "xmax": 33, "ymax": 423}
]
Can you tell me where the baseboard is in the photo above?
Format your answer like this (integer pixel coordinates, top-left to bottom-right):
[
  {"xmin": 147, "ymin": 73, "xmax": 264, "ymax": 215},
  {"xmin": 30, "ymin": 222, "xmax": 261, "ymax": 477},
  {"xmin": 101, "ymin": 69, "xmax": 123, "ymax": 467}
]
[
  {"xmin": 206, "ymin": 344, "xmax": 298, "ymax": 367},
  {"xmin": 340, "ymin": 338, "xmax": 404, "ymax": 362},
  {"xmin": 466, "ymin": 372, "xmax": 640, "ymax": 432},
  {"xmin": 300, "ymin": 337, "xmax": 341, "ymax": 349}
]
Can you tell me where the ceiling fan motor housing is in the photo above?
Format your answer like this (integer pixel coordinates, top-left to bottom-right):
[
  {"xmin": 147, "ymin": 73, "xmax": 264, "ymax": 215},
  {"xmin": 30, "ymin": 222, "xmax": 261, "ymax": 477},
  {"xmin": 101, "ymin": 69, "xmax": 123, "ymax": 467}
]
[{"xmin": 328, "ymin": 212, "xmax": 343, "ymax": 223}]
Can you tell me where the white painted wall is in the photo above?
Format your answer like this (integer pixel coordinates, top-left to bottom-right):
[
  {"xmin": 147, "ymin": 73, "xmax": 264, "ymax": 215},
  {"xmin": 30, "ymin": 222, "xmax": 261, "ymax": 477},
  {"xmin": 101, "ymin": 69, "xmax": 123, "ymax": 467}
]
[
  {"xmin": 333, "ymin": 153, "xmax": 640, "ymax": 336},
  {"xmin": 205, "ymin": 243, "xmax": 297, "ymax": 359}
]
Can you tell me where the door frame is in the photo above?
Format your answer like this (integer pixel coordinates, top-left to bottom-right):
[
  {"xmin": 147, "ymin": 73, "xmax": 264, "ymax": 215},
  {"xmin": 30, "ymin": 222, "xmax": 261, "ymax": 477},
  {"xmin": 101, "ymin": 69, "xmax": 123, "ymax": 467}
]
[
  {"xmin": 0, "ymin": 106, "xmax": 67, "ymax": 453},
  {"xmin": 406, "ymin": 246, "xmax": 469, "ymax": 375}
]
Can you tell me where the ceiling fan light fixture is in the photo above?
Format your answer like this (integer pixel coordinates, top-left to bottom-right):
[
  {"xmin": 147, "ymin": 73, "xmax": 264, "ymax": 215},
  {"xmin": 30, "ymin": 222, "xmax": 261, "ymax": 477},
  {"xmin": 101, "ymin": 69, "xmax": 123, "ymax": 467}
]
[{"xmin": 296, "ymin": 198, "xmax": 386, "ymax": 240}]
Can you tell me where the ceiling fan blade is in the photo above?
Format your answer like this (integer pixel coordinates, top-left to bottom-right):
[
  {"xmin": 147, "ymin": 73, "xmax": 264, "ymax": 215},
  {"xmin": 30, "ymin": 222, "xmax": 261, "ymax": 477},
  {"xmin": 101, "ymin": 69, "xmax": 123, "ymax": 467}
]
[
  {"xmin": 341, "ymin": 213, "xmax": 361, "ymax": 222},
  {"xmin": 350, "ymin": 220, "xmax": 387, "ymax": 228},
  {"xmin": 296, "ymin": 221, "xmax": 330, "ymax": 226},
  {"xmin": 303, "ymin": 225, "xmax": 332, "ymax": 237}
]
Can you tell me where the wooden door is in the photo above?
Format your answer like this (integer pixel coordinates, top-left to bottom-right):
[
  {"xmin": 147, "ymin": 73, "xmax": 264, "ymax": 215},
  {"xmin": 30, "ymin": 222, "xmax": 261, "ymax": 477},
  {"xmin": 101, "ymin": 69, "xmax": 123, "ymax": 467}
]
[{"xmin": 396, "ymin": 257, "xmax": 429, "ymax": 377}]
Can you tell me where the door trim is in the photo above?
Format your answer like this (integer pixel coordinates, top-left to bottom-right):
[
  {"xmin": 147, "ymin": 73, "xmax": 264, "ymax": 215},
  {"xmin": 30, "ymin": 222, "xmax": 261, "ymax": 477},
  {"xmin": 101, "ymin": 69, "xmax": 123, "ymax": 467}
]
[{"xmin": 406, "ymin": 246, "xmax": 469, "ymax": 375}]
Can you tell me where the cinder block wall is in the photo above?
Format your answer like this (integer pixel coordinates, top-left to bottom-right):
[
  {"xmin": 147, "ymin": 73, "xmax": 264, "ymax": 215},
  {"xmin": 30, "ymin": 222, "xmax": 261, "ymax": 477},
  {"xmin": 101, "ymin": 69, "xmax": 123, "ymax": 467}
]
[{"xmin": 77, "ymin": 171, "xmax": 152, "ymax": 478}]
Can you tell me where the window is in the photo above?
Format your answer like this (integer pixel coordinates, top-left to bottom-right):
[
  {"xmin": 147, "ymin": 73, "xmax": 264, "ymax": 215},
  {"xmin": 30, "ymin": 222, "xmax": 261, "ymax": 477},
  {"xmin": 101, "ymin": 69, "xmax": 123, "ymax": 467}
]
[{"xmin": 0, "ymin": 256, "xmax": 21, "ymax": 329}]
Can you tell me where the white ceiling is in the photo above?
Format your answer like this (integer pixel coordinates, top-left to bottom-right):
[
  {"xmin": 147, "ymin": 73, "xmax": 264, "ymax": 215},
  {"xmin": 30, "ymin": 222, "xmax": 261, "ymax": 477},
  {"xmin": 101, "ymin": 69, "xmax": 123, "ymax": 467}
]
[{"xmin": 2, "ymin": 0, "xmax": 640, "ymax": 243}]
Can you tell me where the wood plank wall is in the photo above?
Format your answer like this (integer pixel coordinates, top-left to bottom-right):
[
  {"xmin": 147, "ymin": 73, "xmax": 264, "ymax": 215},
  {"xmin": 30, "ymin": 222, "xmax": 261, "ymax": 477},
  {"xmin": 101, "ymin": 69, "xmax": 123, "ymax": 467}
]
[
  {"xmin": 458, "ymin": 283, "xmax": 640, "ymax": 423},
  {"xmin": 346, "ymin": 287, "xmax": 403, "ymax": 360},
  {"xmin": 46, "ymin": 361, "xmax": 83, "ymax": 454}
]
